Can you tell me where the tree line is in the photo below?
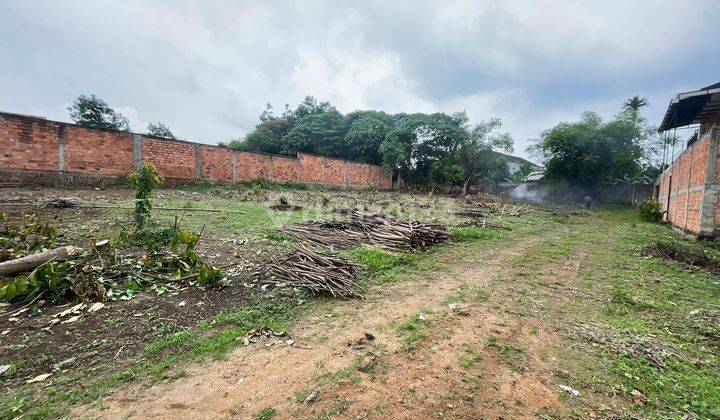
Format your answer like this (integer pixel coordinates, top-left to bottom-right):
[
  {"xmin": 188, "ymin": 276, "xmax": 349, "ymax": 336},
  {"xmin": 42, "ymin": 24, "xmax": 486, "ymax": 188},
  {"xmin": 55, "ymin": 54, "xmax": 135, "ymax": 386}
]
[{"xmin": 66, "ymin": 93, "xmax": 664, "ymax": 188}]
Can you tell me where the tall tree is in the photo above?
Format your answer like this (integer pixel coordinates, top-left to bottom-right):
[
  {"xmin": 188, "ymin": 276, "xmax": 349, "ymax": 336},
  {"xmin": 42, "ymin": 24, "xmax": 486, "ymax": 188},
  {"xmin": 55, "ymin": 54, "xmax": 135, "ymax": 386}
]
[
  {"xmin": 457, "ymin": 118, "xmax": 513, "ymax": 193},
  {"xmin": 146, "ymin": 122, "xmax": 175, "ymax": 139},
  {"xmin": 623, "ymin": 95, "xmax": 649, "ymax": 112},
  {"xmin": 530, "ymin": 111, "xmax": 645, "ymax": 186},
  {"xmin": 343, "ymin": 111, "xmax": 390, "ymax": 164},
  {"xmin": 67, "ymin": 94, "xmax": 130, "ymax": 131},
  {"xmin": 380, "ymin": 112, "xmax": 470, "ymax": 185}
]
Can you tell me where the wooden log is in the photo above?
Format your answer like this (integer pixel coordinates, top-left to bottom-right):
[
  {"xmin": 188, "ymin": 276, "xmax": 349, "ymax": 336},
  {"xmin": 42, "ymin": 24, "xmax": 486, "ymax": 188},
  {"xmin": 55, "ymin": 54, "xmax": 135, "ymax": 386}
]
[{"xmin": 0, "ymin": 245, "xmax": 82, "ymax": 277}]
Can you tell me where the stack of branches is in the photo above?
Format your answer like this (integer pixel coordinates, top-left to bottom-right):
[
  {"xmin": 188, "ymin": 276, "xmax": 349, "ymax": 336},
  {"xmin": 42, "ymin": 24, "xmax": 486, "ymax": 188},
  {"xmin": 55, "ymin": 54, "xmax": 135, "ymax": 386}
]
[
  {"xmin": 282, "ymin": 220, "xmax": 363, "ymax": 249},
  {"xmin": 643, "ymin": 240, "xmax": 720, "ymax": 274},
  {"xmin": 457, "ymin": 202, "xmax": 528, "ymax": 218},
  {"xmin": 568, "ymin": 323, "xmax": 712, "ymax": 370},
  {"xmin": 455, "ymin": 218, "xmax": 512, "ymax": 231},
  {"xmin": 261, "ymin": 247, "xmax": 363, "ymax": 298},
  {"xmin": 282, "ymin": 211, "xmax": 450, "ymax": 251}
]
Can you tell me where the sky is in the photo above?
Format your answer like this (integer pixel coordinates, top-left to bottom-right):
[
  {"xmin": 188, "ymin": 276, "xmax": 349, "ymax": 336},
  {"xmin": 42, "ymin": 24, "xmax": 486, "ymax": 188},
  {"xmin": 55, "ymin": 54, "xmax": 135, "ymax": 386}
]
[{"xmin": 1, "ymin": 0, "xmax": 719, "ymax": 160}]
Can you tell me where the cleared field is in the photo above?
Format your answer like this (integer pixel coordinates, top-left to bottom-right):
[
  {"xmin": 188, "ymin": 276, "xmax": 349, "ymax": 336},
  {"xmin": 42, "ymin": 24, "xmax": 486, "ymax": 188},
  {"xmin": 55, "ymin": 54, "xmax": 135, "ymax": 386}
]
[{"xmin": 1, "ymin": 184, "xmax": 718, "ymax": 419}]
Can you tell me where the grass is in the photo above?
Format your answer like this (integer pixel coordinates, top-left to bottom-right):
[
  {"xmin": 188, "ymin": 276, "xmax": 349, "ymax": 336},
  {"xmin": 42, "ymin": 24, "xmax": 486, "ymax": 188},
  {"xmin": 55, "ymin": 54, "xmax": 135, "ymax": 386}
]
[
  {"xmin": 255, "ymin": 406, "xmax": 276, "ymax": 420},
  {"xmin": 394, "ymin": 311, "xmax": 434, "ymax": 351},
  {"xmin": 0, "ymin": 295, "xmax": 311, "ymax": 419},
  {"xmin": 499, "ymin": 206, "xmax": 720, "ymax": 418},
  {"xmin": 458, "ymin": 347, "xmax": 484, "ymax": 369},
  {"xmin": 0, "ymin": 188, "xmax": 567, "ymax": 419}
]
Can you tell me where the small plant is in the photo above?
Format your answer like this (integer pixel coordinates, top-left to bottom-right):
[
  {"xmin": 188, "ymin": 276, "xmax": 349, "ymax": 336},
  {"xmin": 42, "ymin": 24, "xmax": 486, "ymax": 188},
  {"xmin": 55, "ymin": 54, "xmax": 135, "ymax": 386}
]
[
  {"xmin": 255, "ymin": 406, "xmax": 276, "ymax": 420},
  {"xmin": 278, "ymin": 195, "xmax": 289, "ymax": 206},
  {"xmin": 637, "ymin": 199, "xmax": 663, "ymax": 223},
  {"xmin": 128, "ymin": 163, "xmax": 165, "ymax": 233}
]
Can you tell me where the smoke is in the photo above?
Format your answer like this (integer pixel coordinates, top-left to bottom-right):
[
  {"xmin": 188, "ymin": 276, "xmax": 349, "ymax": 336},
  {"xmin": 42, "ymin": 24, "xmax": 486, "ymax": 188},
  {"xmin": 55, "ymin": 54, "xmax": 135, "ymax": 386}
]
[{"xmin": 506, "ymin": 183, "xmax": 548, "ymax": 203}]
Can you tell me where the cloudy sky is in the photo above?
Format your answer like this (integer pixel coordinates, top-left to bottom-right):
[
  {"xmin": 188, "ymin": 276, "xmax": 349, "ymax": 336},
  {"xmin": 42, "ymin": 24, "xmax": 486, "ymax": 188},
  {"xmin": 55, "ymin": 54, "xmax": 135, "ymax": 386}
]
[{"xmin": 1, "ymin": 0, "xmax": 719, "ymax": 160}]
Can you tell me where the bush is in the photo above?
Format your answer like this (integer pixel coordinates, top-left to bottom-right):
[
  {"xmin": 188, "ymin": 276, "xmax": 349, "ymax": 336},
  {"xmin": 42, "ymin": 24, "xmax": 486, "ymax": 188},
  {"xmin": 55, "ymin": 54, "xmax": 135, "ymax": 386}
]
[{"xmin": 637, "ymin": 199, "xmax": 663, "ymax": 223}]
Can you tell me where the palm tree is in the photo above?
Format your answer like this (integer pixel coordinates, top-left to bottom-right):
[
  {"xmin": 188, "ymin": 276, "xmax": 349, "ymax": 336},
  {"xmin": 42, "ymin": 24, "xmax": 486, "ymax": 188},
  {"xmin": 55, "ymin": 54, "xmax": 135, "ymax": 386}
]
[{"xmin": 623, "ymin": 95, "xmax": 649, "ymax": 112}]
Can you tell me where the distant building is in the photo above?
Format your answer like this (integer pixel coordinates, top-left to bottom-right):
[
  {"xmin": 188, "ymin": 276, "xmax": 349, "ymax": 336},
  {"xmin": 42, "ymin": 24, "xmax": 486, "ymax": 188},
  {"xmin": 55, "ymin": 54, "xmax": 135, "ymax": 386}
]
[{"xmin": 494, "ymin": 152, "xmax": 541, "ymax": 175}]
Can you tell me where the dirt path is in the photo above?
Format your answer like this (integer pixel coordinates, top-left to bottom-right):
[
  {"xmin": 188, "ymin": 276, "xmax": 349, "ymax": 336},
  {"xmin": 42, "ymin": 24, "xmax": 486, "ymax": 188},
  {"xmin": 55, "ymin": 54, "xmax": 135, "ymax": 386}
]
[{"xmin": 79, "ymin": 224, "xmax": 591, "ymax": 419}]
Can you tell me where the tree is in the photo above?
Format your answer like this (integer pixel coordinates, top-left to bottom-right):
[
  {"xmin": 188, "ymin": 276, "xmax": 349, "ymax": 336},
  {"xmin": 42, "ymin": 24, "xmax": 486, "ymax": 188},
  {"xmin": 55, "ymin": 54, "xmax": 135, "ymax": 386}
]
[
  {"xmin": 146, "ymin": 122, "xmax": 175, "ymax": 139},
  {"xmin": 530, "ymin": 111, "xmax": 645, "ymax": 186},
  {"xmin": 457, "ymin": 118, "xmax": 514, "ymax": 193},
  {"xmin": 380, "ymin": 112, "xmax": 470, "ymax": 185},
  {"xmin": 67, "ymin": 94, "xmax": 130, "ymax": 131},
  {"xmin": 282, "ymin": 108, "xmax": 348, "ymax": 157},
  {"xmin": 238, "ymin": 127, "xmax": 284, "ymax": 154},
  {"xmin": 343, "ymin": 111, "xmax": 390, "ymax": 164},
  {"xmin": 623, "ymin": 95, "xmax": 649, "ymax": 112}
]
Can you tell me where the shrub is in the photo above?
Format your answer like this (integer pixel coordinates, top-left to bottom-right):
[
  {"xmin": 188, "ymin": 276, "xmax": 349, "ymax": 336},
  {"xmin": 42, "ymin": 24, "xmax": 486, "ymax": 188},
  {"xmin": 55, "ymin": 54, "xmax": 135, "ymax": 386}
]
[
  {"xmin": 128, "ymin": 163, "xmax": 165, "ymax": 233},
  {"xmin": 637, "ymin": 199, "xmax": 663, "ymax": 223}
]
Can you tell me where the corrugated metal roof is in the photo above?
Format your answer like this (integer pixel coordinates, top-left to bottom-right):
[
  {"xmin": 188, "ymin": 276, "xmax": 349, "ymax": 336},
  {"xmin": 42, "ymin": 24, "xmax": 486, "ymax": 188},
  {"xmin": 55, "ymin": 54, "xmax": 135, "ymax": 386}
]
[{"xmin": 659, "ymin": 83, "xmax": 720, "ymax": 132}]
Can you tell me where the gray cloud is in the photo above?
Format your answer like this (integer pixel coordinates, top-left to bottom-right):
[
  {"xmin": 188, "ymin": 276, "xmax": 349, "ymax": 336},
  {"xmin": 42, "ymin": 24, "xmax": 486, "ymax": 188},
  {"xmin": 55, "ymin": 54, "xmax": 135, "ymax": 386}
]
[{"xmin": 1, "ymin": 0, "xmax": 718, "ymax": 159}]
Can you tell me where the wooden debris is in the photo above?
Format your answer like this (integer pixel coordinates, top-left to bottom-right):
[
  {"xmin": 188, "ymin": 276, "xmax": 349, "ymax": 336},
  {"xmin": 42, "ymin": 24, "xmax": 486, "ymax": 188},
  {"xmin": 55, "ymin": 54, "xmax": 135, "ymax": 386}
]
[
  {"xmin": 0, "ymin": 245, "xmax": 82, "ymax": 277},
  {"xmin": 282, "ymin": 211, "xmax": 450, "ymax": 251},
  {"xmin": 261, "ymin": 247, "xmax": 363, "ymax": 298}
]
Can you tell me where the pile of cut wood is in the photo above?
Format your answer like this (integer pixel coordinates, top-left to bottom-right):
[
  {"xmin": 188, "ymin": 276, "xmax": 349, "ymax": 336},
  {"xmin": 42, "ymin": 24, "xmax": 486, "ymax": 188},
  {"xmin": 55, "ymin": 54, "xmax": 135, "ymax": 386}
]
[
  {"xmin": 457, "ymin": 202, "xmax": 529, "ymax": 218},
  {"xmin": 261, "ymin": 247, "xmax": 363, "ymax": 298},
  {"xmin": 282, "ymin": 211, "xmax": 450, "ymax": 251}
]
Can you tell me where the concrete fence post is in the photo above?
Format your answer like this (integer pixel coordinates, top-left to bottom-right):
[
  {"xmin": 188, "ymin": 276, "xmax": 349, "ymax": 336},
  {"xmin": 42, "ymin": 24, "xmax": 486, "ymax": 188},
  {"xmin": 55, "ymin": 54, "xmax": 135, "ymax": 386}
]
[
  {"xmin": 231, "ymin": 154, "xmax": 237, "ymax": 183},
  {"xmin": 132, "ymin": 134, "xmax": 142, "ymax": 170},
  {"xmin": 194, "ymin": 143, "xmax": 201, "ymax": 181},
  {"xmin": 700, "ymin": 127, "xmax": 720, "ymax": 236},
  {"xmin": 58, "ymin": 125, "xmax": 65, "ymax": 171}
]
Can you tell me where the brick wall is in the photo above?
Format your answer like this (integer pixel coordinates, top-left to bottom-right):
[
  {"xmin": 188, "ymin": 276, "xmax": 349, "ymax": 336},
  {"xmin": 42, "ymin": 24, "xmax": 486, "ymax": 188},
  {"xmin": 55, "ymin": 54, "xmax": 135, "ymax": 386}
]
[
  {"xmin": 657, "ymin": 132, "xmax": 718, "ymax": 235},
  {"xmin": 0, "ymin": 112, "xmax": 392, "ymax": 189}
]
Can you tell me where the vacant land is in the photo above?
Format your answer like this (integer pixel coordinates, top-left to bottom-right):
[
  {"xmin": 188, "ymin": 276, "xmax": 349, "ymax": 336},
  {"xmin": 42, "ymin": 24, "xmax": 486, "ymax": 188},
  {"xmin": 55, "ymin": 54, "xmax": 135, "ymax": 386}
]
[{"xmin": 1, "ymin": 184, "xmax": 719, "ymax": 419}]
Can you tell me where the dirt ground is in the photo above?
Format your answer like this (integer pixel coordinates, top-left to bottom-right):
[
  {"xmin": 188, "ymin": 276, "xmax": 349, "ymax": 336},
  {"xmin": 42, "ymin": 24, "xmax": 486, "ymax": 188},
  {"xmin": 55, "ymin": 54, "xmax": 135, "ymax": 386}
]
[{"xmin": 3, "ymin": 185, "xmax": 718, "ymax": 419}]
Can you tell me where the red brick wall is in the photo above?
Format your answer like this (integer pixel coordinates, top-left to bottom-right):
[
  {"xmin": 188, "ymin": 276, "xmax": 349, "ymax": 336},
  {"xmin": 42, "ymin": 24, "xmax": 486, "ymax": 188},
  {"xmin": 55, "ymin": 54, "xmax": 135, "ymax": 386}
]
[
  {"xmin": 299, "ymin": 154, "xmax": 325, "ymax": 184},
  {"xmin": 0, "ymin": 112, "xmax": 392, "ymax": 189},
  {"xmin": 64, "ymin": 126, "xmax": 134, "ymax": 175},
  {"xmin": 0, "ymin": 115, "xmax": 60, "ymax": 170},
  {"xmin": 234, "ymin": 151, "xmax": 270, "ymax": 181},
  {"xmin": 142, "ymin": 137, "xmax": 196, "ymax": 180},
  {"xmin": 269, "ymin": 156, "xmax": 299, "ymax": 183},
  {"xmin": 200, "ymin": 146, "xmax": 233, "ymax": 182},
  {"xmin": 658, "ymin": 135, "xmax": 712, "ymax": 234}
]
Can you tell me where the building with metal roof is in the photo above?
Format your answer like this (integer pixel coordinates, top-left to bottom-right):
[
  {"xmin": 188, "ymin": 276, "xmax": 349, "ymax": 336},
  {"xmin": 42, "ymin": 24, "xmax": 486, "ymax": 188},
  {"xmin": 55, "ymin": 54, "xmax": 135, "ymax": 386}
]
[{"xmin": 655, "ymin": 83, "xmax": 720, "ymax": 236}]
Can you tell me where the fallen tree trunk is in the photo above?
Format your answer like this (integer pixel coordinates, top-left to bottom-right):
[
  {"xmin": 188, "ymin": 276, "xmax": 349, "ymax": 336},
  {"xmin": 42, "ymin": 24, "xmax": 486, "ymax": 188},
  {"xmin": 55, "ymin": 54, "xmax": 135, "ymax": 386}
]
[{"xmin": 0, "ymin": 245, "xmax": 82, "ymax": 277}]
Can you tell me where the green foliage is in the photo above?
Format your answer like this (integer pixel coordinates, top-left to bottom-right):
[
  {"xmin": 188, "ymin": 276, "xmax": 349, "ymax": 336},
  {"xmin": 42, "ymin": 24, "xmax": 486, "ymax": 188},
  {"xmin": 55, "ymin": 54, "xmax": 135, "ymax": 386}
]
[
  {"xmin": 457, "ymin": 118, "xmax": 514, "ymax": 191},
  {"xmin": 282, "ymin": 108, "xmax": 347, "ymax": 156},
  {"xmin": 146, "ymin": 122, "xmax": 176, "ymax": 139},
  {"xmin": 255, "ymin": 406, "xmax": 276, "ymax": 420},
  {"xmin": 0, "ymin": 213, "xmax": 57, "ymax": 262},
  {"xmin": 67, "ymin": 94, "xmax": 130, "ymax": 131},
  {"xmin": 531, "ymin": 107, "xmax": 654, "ymax": 187},
  {"xmin": 235, "ymin": 97, "xmax": 481, "ymax": 186},
  {"xmin": 637, "ymin": 199, "xmax": 663, "ymax": 223},
  {"xmin": 507, "ymin": 161, "xmax": 536, "ymax": 183},
  {"xmin": 0, "ymin": 226, "xmax": 224, "ymax": 303},
  {"xmin": 128, "ymin": 163, "xmax": 165, "ymax": 234},
  {"xmin": 380, "ymin": 112, "xmax": 470, "ymax": 185}
]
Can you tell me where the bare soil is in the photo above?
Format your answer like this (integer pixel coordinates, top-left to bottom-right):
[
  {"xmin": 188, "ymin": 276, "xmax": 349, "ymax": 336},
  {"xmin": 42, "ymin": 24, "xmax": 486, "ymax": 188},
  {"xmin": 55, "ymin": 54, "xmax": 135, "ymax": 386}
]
[{"xmin": 77, "ymin": 228, "xmax": 580, "ymax": 419}]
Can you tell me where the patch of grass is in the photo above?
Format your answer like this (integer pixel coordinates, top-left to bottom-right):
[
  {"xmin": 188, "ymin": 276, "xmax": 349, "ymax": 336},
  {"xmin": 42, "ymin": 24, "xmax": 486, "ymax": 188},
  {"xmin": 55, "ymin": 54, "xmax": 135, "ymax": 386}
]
[
  {"xmin": 458, "ymin": 347, "xmax": 484, "ymax": 369},
  {"xmin": 487, "ymin": 336, "xmax": 525, "ymax": 371},
  {"xmin": 509, "ymin": 207, "xmax": 720, "ymax": 418},
  {"xmin": 255, "ymin": 406, "xmax": 276, "ymax": 420},
  {"xmin": 349, "ymin": 246, "xmax": 438, "ymax": 284},
  {"xmin": 445, "ymin": 281, "xmax": 489, "ymax": 304},
  {"xmin": 394, "ymin": 311, "xmax": 433, "ymax": 351},
  {"xmin": 450, "ymin": 226, "xmax": 508, "ymax": 243}
]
